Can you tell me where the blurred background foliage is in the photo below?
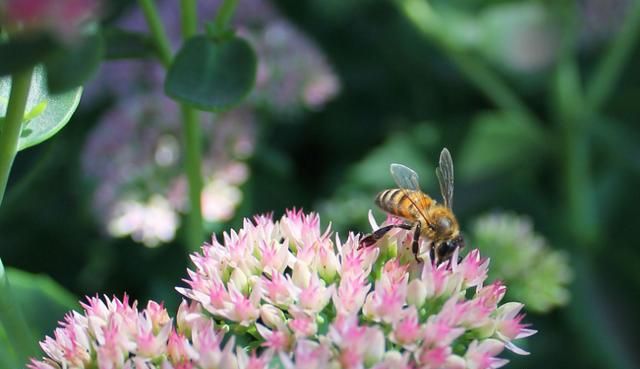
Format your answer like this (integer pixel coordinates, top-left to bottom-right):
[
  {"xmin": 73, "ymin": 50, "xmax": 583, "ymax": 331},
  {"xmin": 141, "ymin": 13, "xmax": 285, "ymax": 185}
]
[{"xmin": 1, "ymin": 0, "xmax": 639, "ymax": 369}]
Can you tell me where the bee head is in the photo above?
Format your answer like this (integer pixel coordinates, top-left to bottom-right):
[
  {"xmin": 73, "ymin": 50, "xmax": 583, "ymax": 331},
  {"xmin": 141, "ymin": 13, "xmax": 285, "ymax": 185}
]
[{"xmin": 436, "ymin": 234, "xmax": 465, "ymax": 263}]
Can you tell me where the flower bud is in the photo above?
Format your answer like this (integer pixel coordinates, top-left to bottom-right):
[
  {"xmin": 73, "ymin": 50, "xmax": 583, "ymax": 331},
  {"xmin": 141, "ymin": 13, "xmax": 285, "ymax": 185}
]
[
  {"xmin": 444, "ymin": 355, "xmax": 466, "ymax": 369},
  {"xmin": 230, "ymin": 268, "xmax": 249, "ymax": 294},
  {"xmin": 260, "ymin": 305, "xmax": 286, "ymax": 329},
  {"xmin": 318, "ymin": 247, "xmax": 338, "ymax": 283},
  {"xmin": 407, "ymin": 279, "xmax": 427, "ymax": 308},
  {"xmin": 176, "ymin": 300, "xmax": 204, "ymax": 335},
  {"xmin": 292, "ymin": 260, "xmax": 311, "ymax": 288},
  {"xmin": 364, "ymin": 328, "xmax": 385, "ymax": 367},
  {"xmin": 382, "ymin": 350, "xmax": 405, "ymax": 365},
  {"xmin": 146, "ymin": 301, "xmax": 170, "ymax": 331},
  {"xmin": 474, "ymin": 319, "xmax": 496, "ymax": 339}
]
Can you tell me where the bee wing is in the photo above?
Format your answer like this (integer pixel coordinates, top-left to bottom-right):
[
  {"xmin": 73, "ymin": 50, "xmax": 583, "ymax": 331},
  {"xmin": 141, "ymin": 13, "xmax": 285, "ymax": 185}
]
[
  {"xmin": 390, "ymin": 163, "xmax": 431, "ymax": 219},
  {"xmin": 390, "ymin": 163, "xmax": 422, "ymax": 192},
  {"xmin": 435, "ymin": 148, "xmax": 454, "ymax": 209}
]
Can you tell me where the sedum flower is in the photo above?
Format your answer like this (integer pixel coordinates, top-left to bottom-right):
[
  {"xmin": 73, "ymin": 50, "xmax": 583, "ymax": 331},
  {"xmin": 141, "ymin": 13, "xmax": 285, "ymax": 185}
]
[
  {"xmin": 175, "ymin": 209, "xmax": 536, "ymax": 368},
  {"xmin": 28, "ymin": 296, "xmax": 238, "ymax": 369},
  {"xmin": 470, "ymin": 212, "xmax": 572, "ymax": 312},
  {"xmin": 30, "ymin": 210, "xmax": 536, "ymax": 368}
]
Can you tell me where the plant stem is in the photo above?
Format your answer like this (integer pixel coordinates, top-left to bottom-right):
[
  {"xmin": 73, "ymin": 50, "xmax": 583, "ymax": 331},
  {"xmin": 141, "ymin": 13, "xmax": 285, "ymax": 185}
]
[
  {"xmin": 180, "ymin": 0, "xmax": 204, "ymax": 251},
  {"xmin": 0, "ymin": 68, "xmax": 33, "ymax": 207},
  {"xmin": 138, "ymin": 0, "xmax": 173, "ymax": 66},
  {"xmin": 139, "ymin": 0, "xmax": 205, "ymax": 251},
  {"xmin": 552, "ymin": 2, "xmax": 599, "ymax": 249},
  {"xmin": 181, "ymin": 0, "xmax": 198, "ymax": 38},
  {"xmin": 180, "ymin": 106, "xmax": 204, "ymax": 251},
  {"xmin": 0, "ymin": 258, "xmax": 36, "ymax": 366},
  {"xmin": 398, "ymin": 0, "xmax": 540, "ymax": 125},
  {"xmin": 553, "ymin": 6, "xmax": 633, "ymax": 369},
  {"xmin": 214, "ymin": 0, "xmax": 239, "ymax": 33},
  {"xmin": 586, "ymin": 0, "xmax": 640, "ymax": 112}
]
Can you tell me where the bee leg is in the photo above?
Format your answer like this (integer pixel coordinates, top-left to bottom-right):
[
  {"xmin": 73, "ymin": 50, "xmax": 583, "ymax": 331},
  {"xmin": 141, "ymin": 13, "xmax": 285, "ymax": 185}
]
[
  {"xmin": 359, "ymin": 224, "xmax": 412, "ymax": 249},
  {"xmin": 412, "ymin": 223, "xmax": 421, "ymax": 263}
]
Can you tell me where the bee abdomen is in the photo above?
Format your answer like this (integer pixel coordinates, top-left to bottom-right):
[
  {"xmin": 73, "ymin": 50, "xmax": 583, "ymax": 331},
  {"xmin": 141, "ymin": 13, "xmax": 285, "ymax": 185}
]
[{"xmin": 375, "ymin": 189, "xmax": 413, "ymax": 218}]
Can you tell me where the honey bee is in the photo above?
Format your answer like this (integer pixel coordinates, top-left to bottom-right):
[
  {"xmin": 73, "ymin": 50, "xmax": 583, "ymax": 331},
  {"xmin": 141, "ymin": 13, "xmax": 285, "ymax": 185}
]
[{"xmin": 360, "ymin": 148, "xmax": 465, "ymax": 264}]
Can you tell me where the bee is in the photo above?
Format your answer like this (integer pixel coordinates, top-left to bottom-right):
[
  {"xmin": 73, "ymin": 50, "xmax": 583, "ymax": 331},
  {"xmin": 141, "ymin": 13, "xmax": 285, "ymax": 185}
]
[{"xmin": 360, "ymin": 148, "xmax": 465, "ymax": 264}]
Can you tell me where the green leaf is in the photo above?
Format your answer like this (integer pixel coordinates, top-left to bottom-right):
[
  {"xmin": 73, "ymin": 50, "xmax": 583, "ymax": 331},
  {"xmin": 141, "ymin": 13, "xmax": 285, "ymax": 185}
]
[
  {"xmin": 44, "ymin": 32, "xmax": 104, "ymax": 93},
  {"xmin": 458, "ymin": 111, "xmax": 549, "ymax": 181},
  {"xmin": 0, "ymin": 263, "xmax": 78, "ymax": 367},
  {"xmin": 0, "ymin": 34, "xmax": 57, "ymax": 77},
  {"xmin": 0, "ymin": 65, "xmax": 82, "ymax": 151},
  {"xmin": 165, "ymin": 35, "xmax": 257, "ymax": 111},
  {"xmin": 0, "ymin": 259, "xmax": 37, "ymax": 367},
  {"xmin": 0, "ymin": 322, "xmax": 18, "ymax": 369},
  {"xmin": 103, "ymin": 28, "xmax": 157, "ymax": 60},
  {"xmin": 5, "ymin": 268, "xmax": 79, "ymax": 339}
]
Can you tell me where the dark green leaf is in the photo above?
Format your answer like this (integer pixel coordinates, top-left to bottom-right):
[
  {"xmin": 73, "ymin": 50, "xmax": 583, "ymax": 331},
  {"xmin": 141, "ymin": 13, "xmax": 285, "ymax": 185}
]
[
  {"xmin": 0, "ymin": 322, "xmax": 18, "ymax": 369},
  {"xmin": 0, "ymin": 66, "xmax": 82, "ymax": 151},
  {"xmin": 0, "ymin": 259, "xmax": 38, "ymax": 367},
  {"xmin": 458, "ymin": 111, "xmax": 549, "ymax": 181},
  {"xmin": 5, "ymin": 268, "xmax": 79, "ymax": 339},
  {"xmin": 165, "ymin": 35, "xmax": 257, "ymax": 111},
  {"xmin": 0, "ymin": 34, "xmax": 57, "ymax": 77},
  {"xmin": 44, "ymin": 32, "xmax": 104, "ymax": 93},
  {"xmin": 103, "ymin": 28, "xmax": 157, "ymax": 60}
]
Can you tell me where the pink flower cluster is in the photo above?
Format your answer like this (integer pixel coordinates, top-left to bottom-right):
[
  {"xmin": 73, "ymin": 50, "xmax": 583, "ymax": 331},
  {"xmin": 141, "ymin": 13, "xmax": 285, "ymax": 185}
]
[
  {"xmin": 28, "ymin": 295, "xmax": 244, "ymax": 369},
  {"xmin": 177, "ymin": 209, "xmax": 535, "ymax": 368},
  {"xmin": 29, "ymin": 210, "xmax": 535, "ymax": 369},
  {"xmin": 1, "ymin": 0, "xmax": 99, "ymax": 40}
]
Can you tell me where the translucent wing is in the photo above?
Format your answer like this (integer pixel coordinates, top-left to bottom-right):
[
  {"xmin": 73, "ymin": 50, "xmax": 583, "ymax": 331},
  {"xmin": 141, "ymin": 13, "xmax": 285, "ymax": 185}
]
[
  {"xmin": 390, "ymin": 163, "xmax": 431, "ymax": 219},
  {"xmin": 435, "ymin": 148, "xmax": 454, "ymax": 208},
  {"xmin": 390, "ymin": 163, "xmax": 422, "ymax": 192}
]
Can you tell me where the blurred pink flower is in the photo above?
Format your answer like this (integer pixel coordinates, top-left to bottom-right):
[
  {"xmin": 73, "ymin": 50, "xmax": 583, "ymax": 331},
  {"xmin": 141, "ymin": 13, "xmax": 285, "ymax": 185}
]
[{"xmin": 1, "ymin": 0, "xmax": 99, "ymax": 40}]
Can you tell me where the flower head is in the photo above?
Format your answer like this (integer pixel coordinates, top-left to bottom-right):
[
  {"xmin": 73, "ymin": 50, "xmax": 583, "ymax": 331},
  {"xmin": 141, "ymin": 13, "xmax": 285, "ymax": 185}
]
[
  {"xmin": 32, "ymin": 210, "xmax": 536, "ymax": 369},
  {"xmin": 471, "ymin": 212, "xmax": 572, "ymax": 312},
  {"xmin": 175, "ymin": 210, "xmax": 535, "ymax": 367}
]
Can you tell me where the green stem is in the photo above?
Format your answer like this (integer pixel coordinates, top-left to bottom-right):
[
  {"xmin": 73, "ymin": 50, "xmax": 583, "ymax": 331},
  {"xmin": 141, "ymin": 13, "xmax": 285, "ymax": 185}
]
[
  {"xmin": 397, "ymin": 0, "xmax": 540, "ymax": 125},
  {"xmin": 180, "ymin": 0, "xmax": 198, "ymax": 38},
  {"xmin": 0, "ymin": 68, "xmax": 33, "ymax": 207},
  {"xmin": 552, "ymin": 3, "xmax": 599, "ymax": 252},
  {"xmin": 552, "ymin": 6, "xmax": 633, "ymax": 369},
  {"xmin": 586, "ymin": 0, "xmax": 640, "ymax": 112},
  {"xmin": 563, "ymin": 121, "xmax": 598, "ymax": 246},
  {"xmin": 179, "ymin": 0, "xmax": 205, "ymax": 251},
  {"xmin": 552, "ymin": 1, "xmax": 599, "ymax": 249},
  {"xmin": 139, "ymin": 0, "xmax": 205, "ymax": 251},
  {"xmin": 138, "ymin": 0, "xmax": 173, "ymax": 66},
  {"xmin": 214, "ymin": 0, "xmax": 239, "ymax": 33},
  {"xmin": 0, "ymin": 259, "xmax": 36, "ymax": 366},
  {"xmin": 180, "ymin": 106, "xmax": 204, "ymax": 251}
]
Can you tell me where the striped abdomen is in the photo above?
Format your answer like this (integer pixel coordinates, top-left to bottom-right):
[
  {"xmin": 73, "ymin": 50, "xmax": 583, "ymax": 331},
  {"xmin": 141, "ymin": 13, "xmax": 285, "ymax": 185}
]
[{"xmin": 375, "ymin": 189, "xmax": 434, "ymax": 220}]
